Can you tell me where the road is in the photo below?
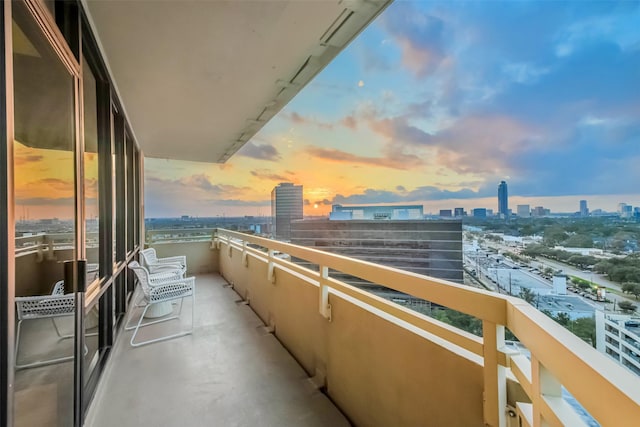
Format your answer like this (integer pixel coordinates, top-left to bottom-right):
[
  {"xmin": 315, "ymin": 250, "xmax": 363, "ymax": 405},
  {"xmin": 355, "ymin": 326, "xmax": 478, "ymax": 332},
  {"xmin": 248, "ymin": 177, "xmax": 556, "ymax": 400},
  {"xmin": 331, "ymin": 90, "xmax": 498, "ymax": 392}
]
[
  {"xmin": 532, "ymin": 257, "xmax": 638, "ymax": 307},
  {"xmin": 479, "ymin": 242, "xmax": 639, "ymax": 309}
]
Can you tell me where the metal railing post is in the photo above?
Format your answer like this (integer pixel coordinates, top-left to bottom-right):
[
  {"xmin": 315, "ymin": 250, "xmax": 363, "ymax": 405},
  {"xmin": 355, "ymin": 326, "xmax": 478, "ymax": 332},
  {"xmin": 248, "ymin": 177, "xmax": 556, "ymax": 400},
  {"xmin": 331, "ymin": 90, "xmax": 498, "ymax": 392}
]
[{"xmin": 318, "ymin": 265, "xmax": 331, "ymax": 321}]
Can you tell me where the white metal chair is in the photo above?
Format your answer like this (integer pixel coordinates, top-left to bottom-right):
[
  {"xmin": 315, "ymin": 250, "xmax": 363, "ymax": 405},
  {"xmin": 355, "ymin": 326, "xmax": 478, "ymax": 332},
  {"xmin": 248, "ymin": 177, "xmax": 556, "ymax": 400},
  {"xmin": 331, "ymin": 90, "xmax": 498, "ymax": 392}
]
[
  {"xmin": 140, "ymin": 247, "xmax": 187, "ymax": 275},
  {"xmin": 126, "ymin": 261, "xmax": 195, "ymax": 347},
  {"xmin": 15, "ymin": 281, "xmax": 80, "ymax": 369}
]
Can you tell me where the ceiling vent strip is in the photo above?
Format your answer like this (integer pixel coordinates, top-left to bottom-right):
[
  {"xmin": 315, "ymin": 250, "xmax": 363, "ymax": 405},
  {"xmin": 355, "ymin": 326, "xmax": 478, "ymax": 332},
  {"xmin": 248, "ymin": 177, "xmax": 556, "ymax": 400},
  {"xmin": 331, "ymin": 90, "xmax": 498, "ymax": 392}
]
[{"xmin": 320, "ymin": 8, "xmax": 355, "ymax": 47}]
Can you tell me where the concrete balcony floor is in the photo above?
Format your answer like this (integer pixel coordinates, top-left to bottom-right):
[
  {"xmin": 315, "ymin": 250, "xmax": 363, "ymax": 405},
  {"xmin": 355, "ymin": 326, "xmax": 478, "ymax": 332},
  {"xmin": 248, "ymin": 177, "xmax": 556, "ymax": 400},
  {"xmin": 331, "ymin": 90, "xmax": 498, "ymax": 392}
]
[{"xmin": 86, "ymin": 274, "xmax": 349, "ymax": 427}]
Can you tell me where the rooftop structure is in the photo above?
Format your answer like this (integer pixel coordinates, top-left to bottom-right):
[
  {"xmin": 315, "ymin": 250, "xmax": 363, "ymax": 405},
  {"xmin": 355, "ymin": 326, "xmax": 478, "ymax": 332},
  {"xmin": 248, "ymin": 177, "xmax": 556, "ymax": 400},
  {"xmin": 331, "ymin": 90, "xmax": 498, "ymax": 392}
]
[{"xmin": 329, "ymin": 204, "xmax": 424, "ymax": 220}]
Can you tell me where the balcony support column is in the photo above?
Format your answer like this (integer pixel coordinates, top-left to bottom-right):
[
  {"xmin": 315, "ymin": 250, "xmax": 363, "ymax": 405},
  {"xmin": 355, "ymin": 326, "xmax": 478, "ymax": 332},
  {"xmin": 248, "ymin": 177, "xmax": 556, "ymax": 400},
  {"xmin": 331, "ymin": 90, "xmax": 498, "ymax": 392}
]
[
  {"xmin": 318, "ymin": 265, "xmax": 331, "ymax": 321},
  {"xmin": 483, "ymin": 321, "xmax": 507, "ymax": 427},
  {"xmin": 531, "ymin": 356, "xmax": 562, "ymax": 427}
]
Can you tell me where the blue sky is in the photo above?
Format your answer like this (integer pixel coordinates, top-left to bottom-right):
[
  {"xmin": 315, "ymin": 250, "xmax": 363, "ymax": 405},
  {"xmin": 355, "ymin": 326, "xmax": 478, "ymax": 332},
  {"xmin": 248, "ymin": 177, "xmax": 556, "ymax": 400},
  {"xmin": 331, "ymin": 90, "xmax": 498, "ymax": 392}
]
[{"xmin": 145, "ymin": 0, "xmax": 640, "ymax": 217}]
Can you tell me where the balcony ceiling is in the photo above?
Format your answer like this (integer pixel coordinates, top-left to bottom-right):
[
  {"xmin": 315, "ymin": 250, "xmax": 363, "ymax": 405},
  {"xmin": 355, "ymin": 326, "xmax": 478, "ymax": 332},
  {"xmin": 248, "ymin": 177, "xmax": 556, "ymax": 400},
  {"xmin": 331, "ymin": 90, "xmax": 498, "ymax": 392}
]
[{"xmin": 83, "ymin": 0, "xmax": 390, "ymax": 162}]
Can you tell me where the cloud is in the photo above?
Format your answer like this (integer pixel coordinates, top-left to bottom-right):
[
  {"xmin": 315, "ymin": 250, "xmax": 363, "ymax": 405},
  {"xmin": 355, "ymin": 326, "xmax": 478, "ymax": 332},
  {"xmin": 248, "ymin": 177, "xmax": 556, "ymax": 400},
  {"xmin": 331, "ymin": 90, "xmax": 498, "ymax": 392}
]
[
  {"xmin": 237, "ymin": 141, "xmax": 281, "ymax": 161},
  {"xmin": 304, "ymin": 146, "xmax": 421, "ymax": 170},
  {"xmin": 179, "ymin": 174, "xmax": 218, "ymax": 192},
  {"xmin": 379, "ymin": 4, "xmax": 449, "ymax": 77},
  {"xmin": 16, "ymin": 197, "xmax": 75, "ymax": 206},
  {"xmin": 341, "ymin": 115, "xmax": 358, "ymax": 130},
  {"xmin": 212, "ymin": 199, "xmax": 270, "ymax": 207},
  {"xmin": 147, "ymin": 174, "xmax": 251, "ymax": 199},
  {"xmin": 250, "ymin": 169, "xmax": 290, "ymax": 182},
  {"xmin": 14, "ymin": 154, "xmax": 44, "ymax": 166},
  {"xmin": 333, "ymin": 185, "xmax": 494, "ymax": 205},
  {"xmin": 285, "ymin": 111, "xmax": 334, "ymax": 130}
]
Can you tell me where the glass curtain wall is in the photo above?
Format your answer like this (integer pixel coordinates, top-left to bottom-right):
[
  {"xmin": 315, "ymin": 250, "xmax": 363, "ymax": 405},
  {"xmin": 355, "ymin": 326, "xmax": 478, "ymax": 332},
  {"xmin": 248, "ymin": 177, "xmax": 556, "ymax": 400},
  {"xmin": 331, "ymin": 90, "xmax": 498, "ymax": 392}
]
[
  {"xmin": 3, "ymin": 2, "xmax": 143, "ymax": 425},
  {"xmin": 12, "ymin": 2, "xmax": 78, "ymax": 425}
]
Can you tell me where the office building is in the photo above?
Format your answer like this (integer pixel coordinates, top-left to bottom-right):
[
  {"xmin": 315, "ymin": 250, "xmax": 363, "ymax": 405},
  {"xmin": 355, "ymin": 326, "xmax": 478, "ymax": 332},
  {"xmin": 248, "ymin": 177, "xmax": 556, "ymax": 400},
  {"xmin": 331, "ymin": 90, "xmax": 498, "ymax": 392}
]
[
  {"xmin": 290, "ymin": 219, "xmax": 463, "ymax": 283},
  {"xmin": 532, "ymin": 206, "xmax": 547, "ymax": 217},
  {"xmin": 329, "ymin": 204, "xmax": 423, "ymax": 220},
  {"xmin": 454, "ymin": 207, "xmax": 465, "ymax": 217},
  {"xmin": 516, "ymin": 205, "xmax": 530, "ymax": 218},
  {"xmin": 472, "ymin": 208, "xmax": 487, "ymax": 218},
  {"xmin": 579, "ymin": 200, "xmax": 589, "ymax": 217},
  {"xmin": 596, "ymin": 312, "xmax": 640, "ymax": 376},
  {"xmin": 271, "ymin": 183, "xmax": 303, "ymax": 240},
  {"xmin": 498, "ymin": 181, "xmax": 508, "ymax": 217},
  {"xmin": 439, "ymin": 209, "xmax": 453, "ymax": 218}
]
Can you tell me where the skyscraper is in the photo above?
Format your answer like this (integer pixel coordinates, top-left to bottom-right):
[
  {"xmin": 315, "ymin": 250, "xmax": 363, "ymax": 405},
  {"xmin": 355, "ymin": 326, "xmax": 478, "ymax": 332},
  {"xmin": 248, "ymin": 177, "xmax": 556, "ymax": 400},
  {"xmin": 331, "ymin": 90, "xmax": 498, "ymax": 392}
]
[
  {"xmin": 498, "ymin": 181, "xmax": 508, "ymax": 218},
  {"xmin": 579, "ymin": 200, "xmax": 589, "ymax": 217},
  {"xmin": 271, "ymin": 183, "xmax": 303, "ymax": 240},
  {"xmin": 516, "ymin": 204, "xmax": 530, "ymax": 217}
]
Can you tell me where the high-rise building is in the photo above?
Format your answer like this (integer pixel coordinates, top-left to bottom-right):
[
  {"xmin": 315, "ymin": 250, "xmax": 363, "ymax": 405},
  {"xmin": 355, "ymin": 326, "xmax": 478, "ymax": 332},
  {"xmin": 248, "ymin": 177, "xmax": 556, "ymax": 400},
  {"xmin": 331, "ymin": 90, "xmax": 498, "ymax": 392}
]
[
  {"xmin": 271, "ymin": 183, "xmax": 303, "ymax": 240},
  {"xmin": 290, "ymin": 219, "xmax": 463, "ymax": 283},
  {"xmin": 472, "ymin": 208, "xmax": 487, "ymax": 218},
  {"xmin": 498, "ymin": 181, "xmax": 508, "ymax": 218},
  {"xmin": 454, "ymin": 207, "xmax": 465, "ymax": 217},
  {"xmin": 516, "ymin": 205, "xmax": 530, "ymax": 218},
  {"xmin": 580, "ymin": 200, "xmax": 589, "ymax": 217},
  {"xmin": 532, "ymin": 206, "xmax": 547, "ymax": 217},
  {"xmin": 439, "ymin": 209, "xmax": 452, "ymax": 217}
]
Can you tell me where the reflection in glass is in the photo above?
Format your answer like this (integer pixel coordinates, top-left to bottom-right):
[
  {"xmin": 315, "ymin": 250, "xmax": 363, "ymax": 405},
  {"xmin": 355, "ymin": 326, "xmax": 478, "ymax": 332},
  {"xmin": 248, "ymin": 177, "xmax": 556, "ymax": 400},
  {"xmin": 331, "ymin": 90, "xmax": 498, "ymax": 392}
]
[
  {"xmin": 13, "ymin": 3, "xmax": 76, "ymax": 426},
  {"xmin": 83, "ymin": 56, "xmax": 100, "ymax": 287},
  {"xmin": 83, "ymin": 55, "xmax": 101, "ymax": 381}
]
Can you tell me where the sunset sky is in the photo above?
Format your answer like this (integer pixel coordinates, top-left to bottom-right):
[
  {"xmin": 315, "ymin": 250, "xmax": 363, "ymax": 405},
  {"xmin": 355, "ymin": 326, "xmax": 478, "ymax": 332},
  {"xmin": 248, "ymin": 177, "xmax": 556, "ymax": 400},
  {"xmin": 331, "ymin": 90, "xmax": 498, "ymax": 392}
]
[
  {"xmin": 16, "ymin": 1, "xmax": 640, "ymax": 220},
  {"xmin": 146, "ymin": 0, "xmax": 640, "ymax": 218}
]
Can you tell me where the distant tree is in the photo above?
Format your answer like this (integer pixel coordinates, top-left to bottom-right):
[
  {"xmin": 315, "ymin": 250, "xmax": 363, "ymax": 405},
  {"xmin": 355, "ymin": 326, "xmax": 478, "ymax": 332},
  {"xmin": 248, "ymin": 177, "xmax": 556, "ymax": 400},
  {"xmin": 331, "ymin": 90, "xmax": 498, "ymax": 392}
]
[
  {"xmin": 543, "ymin": 226, "xmax": 567, "ymax": 246},
  {"xmin": 621, "ymin": 283, "xmax": 640, "ymax": 300},
  {"xmin": 593, "ymin": 261, "xmax": 613, "ymax": 274},
  {"xmin": 564, "ymin": 234, "xmax": 593, "ymax": 248},
  {"xmin": 432, "ymin": 308, "xmax": 483, "ymax": 337},
  {"xmin": 566, "ymin": 255, "xmax": 597, "ymax": 268},
  {"xmin": 571, "ymin": 317, "xmax": 596, "ymax": 347},
  {"xmin": 521, "ymin": 225, "xmax": 535, "ymax": 236},
  {"xmin": 555, "ymin": 312, "xmax": 571, "ymax": 327},
  {"xmin": 618, "ymin": 301, "xmax": 638, "ymax": 314},
  {"xmin": 519, "ymin": 287, "xmax": 537, "ymax": 305}
]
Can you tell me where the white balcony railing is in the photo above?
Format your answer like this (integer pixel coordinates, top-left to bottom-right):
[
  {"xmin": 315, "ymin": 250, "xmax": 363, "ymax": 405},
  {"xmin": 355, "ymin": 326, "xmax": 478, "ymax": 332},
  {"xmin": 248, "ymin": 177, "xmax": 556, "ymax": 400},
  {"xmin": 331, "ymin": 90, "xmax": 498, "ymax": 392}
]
[{"xmin": 205, "ymin": 228, "xmax": 640, "ymax": 427}]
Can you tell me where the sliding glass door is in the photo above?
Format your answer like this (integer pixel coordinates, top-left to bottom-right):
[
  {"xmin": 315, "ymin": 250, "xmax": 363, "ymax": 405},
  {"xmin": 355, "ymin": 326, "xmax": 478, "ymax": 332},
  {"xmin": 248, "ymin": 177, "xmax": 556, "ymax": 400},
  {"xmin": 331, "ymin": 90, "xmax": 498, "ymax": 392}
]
[{"xmin": 11, "ymin": 2, "xmax": 80, "ymax": 425}]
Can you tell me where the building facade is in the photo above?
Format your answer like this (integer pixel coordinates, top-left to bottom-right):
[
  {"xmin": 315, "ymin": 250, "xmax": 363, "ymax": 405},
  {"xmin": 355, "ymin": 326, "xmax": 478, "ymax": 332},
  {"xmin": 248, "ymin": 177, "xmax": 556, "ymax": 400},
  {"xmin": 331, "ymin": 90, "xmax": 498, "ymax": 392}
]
[
  {"xmin": 516, "ymin": 204, "xmax": 530, "ymax": 218},
  {"xmin": 498, "ymin": 181, "xmax": 508, "ymax": 218},
  {"xmin": 579, "ymin": 200, "xmax": 589, "ymax": 217},
  {"xmin": 472, "ymin": 208, "xmax": 487, "ymax": 218},
  {"xmin": 329, "ymin": 204, "xmax": 423, "ymax": 220},
  {"xmin": 290, "ymin": 219, "xmax": 463, "ymax": 283},
  {"xmin": 271, "ymin": 183, "xmax": 303, "ymax": 240},
  {"xmin": 596, "ymin": 312, "xmax": 640, "ymax": 376}
]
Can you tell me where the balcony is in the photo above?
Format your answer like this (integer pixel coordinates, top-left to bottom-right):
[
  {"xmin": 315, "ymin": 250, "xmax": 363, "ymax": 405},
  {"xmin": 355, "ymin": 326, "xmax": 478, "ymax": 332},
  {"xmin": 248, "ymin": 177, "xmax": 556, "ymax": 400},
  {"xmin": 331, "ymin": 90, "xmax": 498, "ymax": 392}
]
[{"xmin": 78, "ymin": 229, "xmax": 639, "ymax": 426}]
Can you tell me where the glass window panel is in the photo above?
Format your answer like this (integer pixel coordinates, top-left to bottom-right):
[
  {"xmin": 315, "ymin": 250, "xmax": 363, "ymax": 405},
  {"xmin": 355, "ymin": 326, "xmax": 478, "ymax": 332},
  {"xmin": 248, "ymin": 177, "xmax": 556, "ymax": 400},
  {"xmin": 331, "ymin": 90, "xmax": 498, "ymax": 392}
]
[
  {"xmin": 82, "ymin": 54, "xmax": 101, "ymax": 383},
  {"xmin": 12, "ymin": 3, "xmax": 76, "ymax": 426},
  {"xmin": 83, "ymin": 56, "xmax": 99, "ymax": 286}
]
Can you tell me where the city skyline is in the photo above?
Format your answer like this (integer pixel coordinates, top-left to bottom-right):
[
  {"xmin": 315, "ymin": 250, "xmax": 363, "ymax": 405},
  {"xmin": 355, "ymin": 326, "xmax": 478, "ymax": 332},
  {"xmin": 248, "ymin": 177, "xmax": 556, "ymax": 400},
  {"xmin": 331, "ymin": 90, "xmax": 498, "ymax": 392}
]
[{"xmin": 14, "ymin": 1, "xmax": 640, "ymax": 219}]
